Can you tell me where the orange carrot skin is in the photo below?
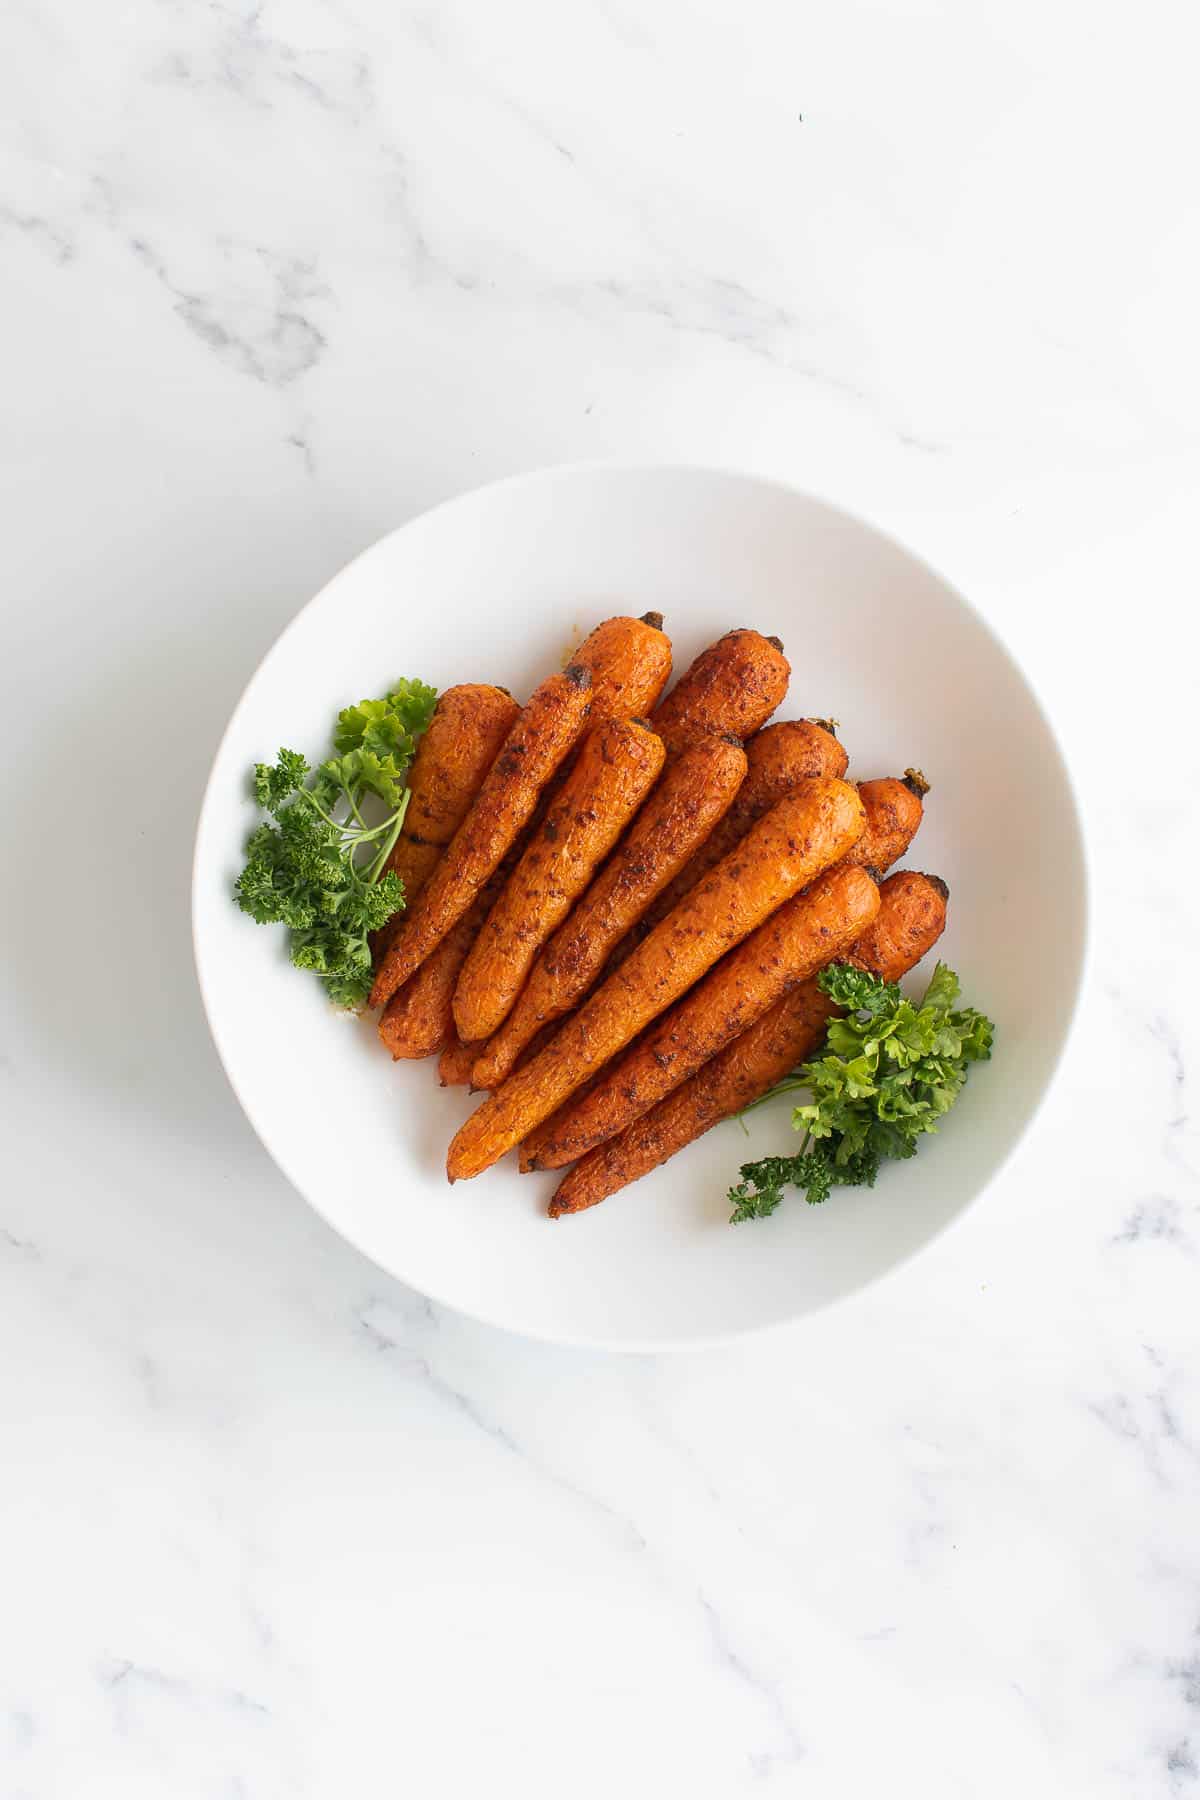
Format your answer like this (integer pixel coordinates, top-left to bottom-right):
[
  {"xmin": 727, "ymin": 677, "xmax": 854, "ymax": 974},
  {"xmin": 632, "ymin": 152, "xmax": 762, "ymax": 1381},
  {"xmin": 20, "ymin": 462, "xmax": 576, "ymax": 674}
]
[
  {"xmin": 650, "ymin": 629, "xmax": 790, "ymax": 752},
  {"xmin": 445, "ymin": 775, "xmax": 865, "ymax": 1181},
  {"xmin": 452, "ymin": 718, "xmax": 665, "ymax": 1043},
  {"xmin": 372, "ymin": 684, "xmax": 519, "ymax": 961},
  {"xmin": 397, "ymin": 615, "xmax": 671, "ymax": 1060},
  {"xmin": 469, "ymin": 734, "xmax": 748, "ymax": 1091},
  {"xmin": 549, "ymin": 869, "xmax": 948, "ymax": 1216},
  {"xmin": 527, "ymin": 779, "xmax": 927, "ymax": 1161},
  {"xmin": 378, "ymin": 887, "xmax": 494, "ymax": 1060},
  {"xmin": 437, "ymin": 1035, "xmax": 480, "ymax": 1087},
  {"xmin": 641, "ymin": 719, "xmax": 847, "ymax": 930},
  {"xmin": 383, "ymin": 684, "xmax": 519, "ymax": 883},
  {"xmin": 846, "ymin": 869, "xmax": 947, "ymax": 978},
  {"xmin": 571, "ymin": 613, "xmax": 673, "ymax": 722},
  {"xmin": 398, "ymin": 617, "xmax": 670, "ymax": 1045},
  {"xmin": 549, "ymin": 987, "xmax": 837, "ymax": 1216},
  {"xmin": 844, "ymin": 775, "xmax": 926, "ymax": 872},
  {"xmin": 369, "ymin": 665, "xmax": 593, "ymax": 1010},
  {"xmin": 526, "ymin": 862, "xmax": 880, "ymax": 1170}
]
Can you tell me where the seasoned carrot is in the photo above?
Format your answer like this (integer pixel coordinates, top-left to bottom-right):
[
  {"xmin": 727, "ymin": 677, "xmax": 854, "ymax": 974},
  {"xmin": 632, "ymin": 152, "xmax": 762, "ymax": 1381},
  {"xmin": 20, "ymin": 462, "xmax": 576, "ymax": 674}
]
[
  {"xmin": 571, "ymin": 613, "xmax": 673, "ymax": 722},
  {"xmin": 526, "ymin": 862, "xmax": 880, "ymax": 1169},
  {"xmin": 372, "ymin": 684, "xmax": 519, "ymax": 960},
  {"xmin": 445, "ymin": 775, "xmax": 865, "ymax": 1181},
  {"xmin": 369, "ymin": 665, "xmax": 593, "ymax": 1009},
  {"xmin": 453, "ymin": 717, "xmax": 666, "ymax": 1042},
  {"xmin": 522, "ymin": 769, "xmax": 927, "ymax": 1167},
  {"xmin": 437, "ymin": 1034, "xmax": 479, "ymax": 1087},
  {"xmin": 455, "ymin": 1019, "xmax": 559, "ymax": 1090},
  {"xmin": 378, "ymin": 882, "xmax": 496, "ymax": 1060},
  {"xmin": 847, "ymin": 868, "xmax": 948, "ymax": 978},
  {"xmin": 387, "ymin": 620, "xmax": 669, "ymax": 1046},
  {"xmin": 844, "ymin": 771, "xmax": 928, "ymax": 871},
  {"xmin": 649, "ymin": 629, "xmax": 790, "ymax": 752},
  {"xmin": 639, "ymin": 719, "xmax": 847, "ymax": 931},
  {"xmin": 549, "ymin": 870, "xmax": 949, "ymax": 1215},
  {"xmin": 469, "ymin": 734, "xmax": 749, "ymax": 1091}
]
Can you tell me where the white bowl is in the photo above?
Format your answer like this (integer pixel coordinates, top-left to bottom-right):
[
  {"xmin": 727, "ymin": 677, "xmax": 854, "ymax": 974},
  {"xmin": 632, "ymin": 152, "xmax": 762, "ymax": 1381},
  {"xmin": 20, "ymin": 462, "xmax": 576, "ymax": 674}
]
[{"xmin": 193, "ymin": 466, "xmax": 1087, "ymax": 1350}]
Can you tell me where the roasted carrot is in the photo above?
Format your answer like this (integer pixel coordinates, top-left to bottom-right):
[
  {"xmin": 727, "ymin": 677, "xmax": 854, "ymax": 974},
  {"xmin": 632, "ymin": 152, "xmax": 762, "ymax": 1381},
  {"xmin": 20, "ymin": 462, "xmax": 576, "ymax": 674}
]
[
  {"xmin": 468, "ymin": 734, "xmax": 749, "ymax": 1091},
  {"xmin": 525, "ymin": 862, "xmax": 881, "ymax": 1169},
  {"xmin": 372, "ymin": 683, "xmax": 519, "ymax": 961},
  {"xmin": 548, "ymin": 870, "xmax": 949, "ymax": 1215},
  {"xmin": 639, "ymin": 719, "xmax": 847, "ymax": 931},
  {"xmin": 524, "ymin": 768, "xmax": 927, "ymax": 1166},
  {"xmin": 437, "ymin": 1034, "xmax": 479, "ymax": 1087},
  {"xmin": 847, "ymin": 868, "xmax": 948, "ymax": 978},
  {"xmin": 450, "ymin": 1019, "xmax": 557, "ymax": 1089},
  {"xmin": 369, "ymin": 664, "xmax": 593, "ymax": 1010},
  {"xmin": 844, "ymin": 771, "xmax": 928, "ymax": 871},
  {"xmin": 571, "ymin": 612, "xmax": 673, "ymax": 722},
  {"xmin": 453, "ymin": 717, "xmax": 666, "ymax": 1042},
  {"xmin": 386, "ymin": 622, "xmax": 669, "ymax": 1043},
  {"xmin": 378, "ymin": 883, "xmax": 496, "ymax": 1060},
  {"xmin": 445, "ymin": 775, "xmax": 865, "ymax": 1180},
  {"xmin": 649, "ymin": 629, "xmax": 790, "ymax": 752}
]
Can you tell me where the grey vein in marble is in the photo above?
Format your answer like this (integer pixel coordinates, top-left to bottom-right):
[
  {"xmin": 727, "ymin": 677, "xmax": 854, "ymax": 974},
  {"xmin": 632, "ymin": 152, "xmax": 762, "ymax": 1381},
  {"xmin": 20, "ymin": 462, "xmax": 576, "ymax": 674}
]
[
  {"xmin": 355, "ymin": 1293, "xmax": 650, "ymax": 1553},
  {"xmin": 150, "ymin": 4, "xmax": 374, "ymax": 125},
  {"xmin": 129, "ymin": 235, "xmax": 329, "ymax": 388},
  {"xmin": 0, "ymin": 204, "xmax": 74, "ymax": 265},
  {"xmin": 697, "ymin": 1590, "xmax": 806, "ymax": 1777}
]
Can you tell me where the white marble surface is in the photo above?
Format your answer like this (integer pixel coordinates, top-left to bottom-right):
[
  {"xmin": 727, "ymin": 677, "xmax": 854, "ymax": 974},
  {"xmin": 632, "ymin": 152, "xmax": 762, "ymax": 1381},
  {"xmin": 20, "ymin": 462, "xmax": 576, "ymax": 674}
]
[{"xmin": 2, "ymin": 1, "xmax": 1199, "ymax": 1793}]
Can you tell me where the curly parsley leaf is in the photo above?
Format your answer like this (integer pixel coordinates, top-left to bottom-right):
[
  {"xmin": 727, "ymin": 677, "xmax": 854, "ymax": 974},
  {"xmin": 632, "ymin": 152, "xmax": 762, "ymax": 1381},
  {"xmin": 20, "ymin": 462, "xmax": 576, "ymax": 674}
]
[
  {"xmin": 817, "ymin": 962, "xmax": 901, "ymax": 1019},
  {"xmin": 254, "ymin": 748, "xmax": 310, "ymax": 815},
  {"xmin": 728, "ymin": 961, "xmax": 994, "ymax": 1222},
  {"xmin": 335, "ymin": 680, "xmax": 438, "ymax": 759},
  {"xmin": 233, "ymin": 679, "xmax": 437, "ymax": 1010}
]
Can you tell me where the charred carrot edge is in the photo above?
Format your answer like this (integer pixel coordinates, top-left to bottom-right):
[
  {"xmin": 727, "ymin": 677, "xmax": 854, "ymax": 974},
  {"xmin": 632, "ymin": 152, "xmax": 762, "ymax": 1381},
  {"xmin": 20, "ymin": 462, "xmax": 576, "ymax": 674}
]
[
  {"xmin": 548, "ymin": 869, "xmax": 949, "ymax": 1216},
  {"xmin": 452, "ymin": 717, "xmax": 666, "ymax": 1043},
  {"xmin": 468, "ymin": 734, "xmax": 749, "ymax": 1091},
  {"xmin": 526, "ymin": 862, "xmax": 881, "ymax": 1170},
  {"xmin": 445, "ymin": 776, "xmax": 865, "ymax": 1181},
  {"xmin": 649, "ymin": 629, "xmax": 790, "ymax": 752},
  {"xmin": 369, "ymin": 665, "xmax": 594, "ymax": 1010}
]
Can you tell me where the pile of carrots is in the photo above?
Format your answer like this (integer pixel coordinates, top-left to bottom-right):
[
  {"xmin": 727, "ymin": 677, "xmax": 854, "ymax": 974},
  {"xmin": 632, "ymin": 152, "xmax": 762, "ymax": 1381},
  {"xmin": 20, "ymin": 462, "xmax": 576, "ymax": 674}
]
[{"xmin": 367, "ymin": 614, "xmax": 948, "ymax": 1217}]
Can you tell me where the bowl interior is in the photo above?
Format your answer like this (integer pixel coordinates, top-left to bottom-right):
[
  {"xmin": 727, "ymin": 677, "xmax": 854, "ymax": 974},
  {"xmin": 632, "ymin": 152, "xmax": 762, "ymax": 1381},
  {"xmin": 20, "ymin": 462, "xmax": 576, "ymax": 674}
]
[{"xmin": 193, "ymin": 467, "xmax": 1086, "ymax": 1349}]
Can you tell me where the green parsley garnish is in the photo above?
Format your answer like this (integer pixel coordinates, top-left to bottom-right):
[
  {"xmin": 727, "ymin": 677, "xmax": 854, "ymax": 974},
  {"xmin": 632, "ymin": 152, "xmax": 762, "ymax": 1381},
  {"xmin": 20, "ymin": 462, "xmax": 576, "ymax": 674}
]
[
  {"xmin": 233, "ymin": 678, "xmax": 437, "ymax": 1009},
  {"xmin": 728, "ymin": 960, "xmax": 994, "ymax": 1222}
]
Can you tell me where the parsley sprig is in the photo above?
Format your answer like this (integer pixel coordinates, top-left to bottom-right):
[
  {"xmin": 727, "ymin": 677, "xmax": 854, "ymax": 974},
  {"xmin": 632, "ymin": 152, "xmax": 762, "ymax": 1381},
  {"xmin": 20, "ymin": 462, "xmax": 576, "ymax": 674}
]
[
  {"xmin": 233, "ymin": 678, "xmax": 437, "ymax": 1009},
  {"xmin": 729, "ymin": 961, "xmax": 994, "ymax": 1222}
]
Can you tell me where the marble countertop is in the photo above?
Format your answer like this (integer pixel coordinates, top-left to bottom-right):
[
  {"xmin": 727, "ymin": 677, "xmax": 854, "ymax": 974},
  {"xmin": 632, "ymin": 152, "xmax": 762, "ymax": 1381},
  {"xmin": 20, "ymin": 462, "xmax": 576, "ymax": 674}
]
[{"xmin": 3, "ymin": 2, "xmax": 1198, "ymax": 1794}]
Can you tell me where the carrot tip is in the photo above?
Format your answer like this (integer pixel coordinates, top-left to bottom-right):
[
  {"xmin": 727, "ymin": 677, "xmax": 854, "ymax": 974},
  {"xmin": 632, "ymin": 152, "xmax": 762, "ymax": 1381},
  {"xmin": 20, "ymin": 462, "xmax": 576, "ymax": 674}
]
[
  {"xmin": 639, "ymin": 610, "xmax": 666, "ymax": 631},
  {"xmin": 766, "ymin": 634, "xmax": 784, "ymax": 652},
  {"xmin": 564, "ymin": 662, "xmax": 592, "ymax": 688},
  {"xmin": 903, "ymin": 766, "xmax": 931, "ymax": 797},
  {"xmin": 926, "ymin": 873, "xmax": 950, "ymax": 900}
]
